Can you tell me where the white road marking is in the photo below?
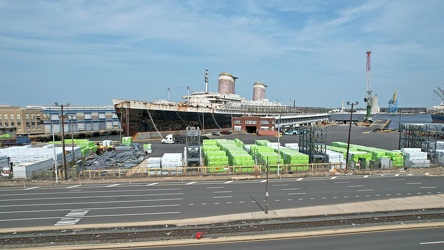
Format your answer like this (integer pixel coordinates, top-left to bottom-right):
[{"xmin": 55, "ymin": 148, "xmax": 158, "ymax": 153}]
[
  {"xmin": 322, "ymin": 197, "xmax": 326, "ymax": 199},
  {"xmin": 272, "ymin": 184, "xmax": 289, "ymax": 187},
  {"xmin": 298, "ymin": 198, "xmax": 303, "ymax": 200},
  {"xmin": 55, "ymin": 209, "xmax": 89, "ymax": 226},
  {"xmin": 296, "ymin": 178, "xmax": 304, "ymax": 181},
  {"xmin": 239, "ymin": 201, "xmax": 244, "ymax": 204},
  {"xmin": 186, "ymin": 182, "xmax": 196, "ymax": 185},
  {"xmin": 214, "ymin": 202, "xmax": 219, "ymax": 205},
  {"xmin": 224, "ymin": 181, "xmax": 233, "ymax": 184},
  {"xmin": 395, "ymin": 174, "xmax": 400, "ymax": 176},
  {"xmin": 24, "ymin": 187, "xmax": 39, "ymax": 190},
  {"xmin": 202, "ymin": 203, "xmax": 206, "ymax": 205},
  {"xmin": 310, "ymin": 198, "xmax": 315, "ymax": 200},
  {"xmin": 147, "ymin": 183, "xmax": 158, "ymax": 186},
  {"xmin": 213, "ymin": 191, "xmax": 232, "ymax": 194},
  {"xmin": 347, "ymin": 185, "xmax": 364, "ymax": 188},
  {"xmin": 287, "ymin": 199, "xmax": 292, "ymax": 201},
  {"xmin": 344, "ymin": 196, "xmax": 349, "ymax": 198},
  {"xmin": 206, "ymin": 186, "xmax": 224, "ymax": 189},
  {"xmin": 357, "ymin": 189, "xmax": 374, "ymax": 192},
  {"xmin": 288, "ymin": 192, "xmax": 306, "ymax": 195},
  {"xmin": 282, "ymin": 188, "xmax": 300, "ymax": 191},
  {"xmin": 66, "ymin": 185, "xmax": 81, "ymax": 189},
  {"xmin": 106, "ymin": 184, "xmax": 120, "ymax": 188},
  {"xmin": 213, "ymin": 196, "xmax": 232, "ymax": 199},
  {"xmin": 333, "ymin": 197, "xmax": 337, "ymax": 199},
  {"xmin": 407, "ymin": 182, "xmax": 422, "ymax": 185},
  {"xmin": 260, "ymin": 180, "xmax": 267, "ymax": 183},
  {"xmin": 420, "ymin": 241, "xmax": 444, "ymax": 245},
  {"xmin": 227, "ymin": 201, "xmax": 232, "ymax": 204},
  {"xmin": 355, "ymin": 196, "xmax": 360, "ymax": 198},
  {"xmin": 189, "ymin": 204, "xmax": 194, "ymax": 206},
  {"xmin": 363, "ymin": 175, "xmax": 369, "ymax": 178},
  {"xmin": 275, "ymin": 200, "xmax": 280, "ymax": 202},
  {"xmin": 330, "ymin": 177, "xmax": 337, "ymax": 179},
  {"xmin": 335, "ymin": 181, "xmax": 350, "ymax": 184},
  {"xmin": 420, "ymin": 186, "xmax": 437, "ymax": 189}
]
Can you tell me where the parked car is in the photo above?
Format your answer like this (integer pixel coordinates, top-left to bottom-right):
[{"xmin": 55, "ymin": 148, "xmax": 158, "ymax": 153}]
[
  {"xmin": 283, "ymin": 130, "xmax": 300, "ymax": 135},
  {"xmin": 220, "ymin": 130, "xmax": 232, "ymax": 135},
  {"xmin": 211, "ymin": 132, "xmax": 220, "ymax": 136}
]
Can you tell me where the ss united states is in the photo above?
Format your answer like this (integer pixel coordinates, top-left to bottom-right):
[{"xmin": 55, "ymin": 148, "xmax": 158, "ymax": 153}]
[{"xmin": 113, "ymin": 70, "xmax": 329, "ymax": 139}]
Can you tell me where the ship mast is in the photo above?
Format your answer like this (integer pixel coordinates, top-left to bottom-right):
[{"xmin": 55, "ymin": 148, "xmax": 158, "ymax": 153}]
[{"xmin": 205, "ymin": 69, "xmax": 209, "ymax": 93}]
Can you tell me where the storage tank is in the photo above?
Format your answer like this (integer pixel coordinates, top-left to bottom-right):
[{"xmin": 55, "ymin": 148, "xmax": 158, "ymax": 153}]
[
  {"xmin": 218, "ymin": 72, "xmax": 237, "ymax": 95},
  {"xmin": 253, "ymin": 82, "xmax": 267, "ymax": 101}
]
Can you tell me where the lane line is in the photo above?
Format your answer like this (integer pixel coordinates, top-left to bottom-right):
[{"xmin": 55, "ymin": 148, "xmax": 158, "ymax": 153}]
[
  {"xmin": 363, "ymin": 175, "xmax": 369, "ymax": 178},
  {"xmin": 420, "ymin": 241, "xmax": 444, "ymax": 245},
  {"xmin": 213, "ymin": 196, "xmax": 232, "ymax": 199},
  {"xmin": 213, "ymin": 191, "xmax": 232, "ymax": 194},
  {"xmin": 206, "ymin": 187, "xmax": 224, "ymax": 189},
  {"xmin": 0, "ymin": 193, "xmax": 184, "ymax": 205},
  {"xmin": 357, "ymin": 189, "xmax": 374, "ymax": 192},
  {"xmin": 347, "ymin": 185, "xmax": 364, "ymax": 188},
  {"xmin": 224, "ymin": 181, "xmax": 233, "ymax": 184},
  {"xmin": 260, "ymin": 180, "xmax": 267, "ymax": 183},
  {"xmin": 147, "ymin": 183, "xmax": 158, "ymax": 186},
  {"xmin": 420, "ymin": 186, "xmax": 437, "ymax": 189},
  {"xmin": 66, "ymin": 185, "xmax": 81, "ymax": 189},
  {"xmin": 296, "ymin": 178, "xmax": 304, "ymax": 181},
  {"xmin": 394, "ymin": 174, "xmax": 400, "ymax": 176},
  {"xmin": 106, "ymin": 184, "xmax": 120, "ymax": 188},
  {"xmin": 0, "ymin": 211, "xmax": 181, "ymax": 222},
  {"xmin": 288, "ymin": 192, "xmax": 306, "ymax": 195},
  {"xmin": 282, "ymin": 188, "xmax": 300, "ymax": 191},
  {"xmin": 330, "ymin": 177, "xmax": 337, "ymax": 179},
  {"xmin": 335, "ymin": 181, "xmax": 350, "ymax": 184},
  {"xmin": 186, "ymin": 182, "xmax": 196, "ymax": 185},
  {"xmin": 406, "ymin": 182, "xmax": 422, "ymax": 185},
  {"xmin": 24, "ymin": 187, "xmax": 39, "ymax": 190},
  {"xmin": 272, "ymin": 184, "xmax": 289, "ymax": 187}
]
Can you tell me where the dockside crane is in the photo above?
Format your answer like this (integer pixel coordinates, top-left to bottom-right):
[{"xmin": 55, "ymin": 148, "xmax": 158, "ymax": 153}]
[
  {"xmin": 364, "ymin": 50, "xmax": 372, "ymax": 121},
  {"xmin": 388, "ymin": 90, "xmax": 398, "ymax": 113},
  {"xmin": 433, "ymin": 87, "xmax": 444, "ymax": 104}
]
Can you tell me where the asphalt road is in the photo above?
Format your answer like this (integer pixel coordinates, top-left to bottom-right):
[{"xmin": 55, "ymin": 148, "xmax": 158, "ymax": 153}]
[
  {"xmin": 0, "ymin": 175, "xmax": 442, "ymax": 229},
  {"xmin": 137, "ymin": 227, "xmax": 444, "ymax": 250}
]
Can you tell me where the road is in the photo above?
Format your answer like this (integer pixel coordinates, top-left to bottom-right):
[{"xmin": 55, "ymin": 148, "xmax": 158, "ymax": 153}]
[
  {"xmin": 0, "ymin": 175, "xmax": 442, "ymax": 229},
  {"xmin": 137, "ymin": 227, "xmax": 444, "ymax": 250}
]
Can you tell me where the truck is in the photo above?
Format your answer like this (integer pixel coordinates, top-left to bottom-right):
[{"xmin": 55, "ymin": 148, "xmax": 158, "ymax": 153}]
[{"xmin": 161, "ymin": 134, "xmax": 186, "ymax": 144}]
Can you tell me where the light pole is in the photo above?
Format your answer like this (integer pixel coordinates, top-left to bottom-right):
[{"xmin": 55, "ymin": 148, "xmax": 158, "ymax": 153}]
[
  {"xmin": 277, "ymin": 114, "xmax": 281, "ymax": 177},
  {"xmin": 56, "ymin": 102, "xmax": 69, "ymax": 180},
  {"xmin": 46, "ymin": 112, "xmax": 58, "ymax": 183},
  {"xmin": 265, "ymin": 157, "xmax": 269, "ymax": 214},
  {"xmin": 345, "ymin": 101, "xmax": 358, "ymax": 171},
  {"xmin": 69, "ymin": 114, "xmax": 75, "ymax": 166}
]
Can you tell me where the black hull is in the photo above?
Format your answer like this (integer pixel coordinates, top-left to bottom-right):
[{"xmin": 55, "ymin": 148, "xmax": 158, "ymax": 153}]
[{"xmin": 115, "ymin": 107, "xmax": 238, "ymax": 136}]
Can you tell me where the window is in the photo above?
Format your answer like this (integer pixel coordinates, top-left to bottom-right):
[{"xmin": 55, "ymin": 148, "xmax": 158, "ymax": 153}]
[
  {"xmin": 10, "ymin": 114, "xmax": 15, "ymax": 126},
  {"xmin": 260, "ymin": 120, "xmax": 269, "ymax": 124},
  {"xmin": 234, "ymin": 120, "xmax": 241, "ymax": 124},
  {"xmin": 245, "ymin": 120, "xmax": 257, "ymax": 124}
]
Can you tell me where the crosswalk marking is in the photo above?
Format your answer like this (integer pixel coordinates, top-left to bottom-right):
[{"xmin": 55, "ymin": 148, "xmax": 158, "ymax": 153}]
[
  {"xmin": 296, "ymin": 178, "xmax": 304, "ymax": 181},
  {"xmin": 330, "ymin": 177, "xmax": 337, "ymax": 179}
]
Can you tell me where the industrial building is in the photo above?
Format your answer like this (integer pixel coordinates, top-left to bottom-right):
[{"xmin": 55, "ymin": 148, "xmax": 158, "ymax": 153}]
[{"xmin": 0, "ymin": 105, "xmax": 121, "ymax": 140}]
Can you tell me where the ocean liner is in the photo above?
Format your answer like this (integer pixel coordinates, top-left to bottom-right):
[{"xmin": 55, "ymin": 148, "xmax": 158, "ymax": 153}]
[{"xmin": 113, "ymin": 71, "xmax": 324, "ymax": 137}]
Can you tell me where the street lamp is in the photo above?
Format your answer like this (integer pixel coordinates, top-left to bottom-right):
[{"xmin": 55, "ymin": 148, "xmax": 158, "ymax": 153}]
[
  {"xmin": 345, "ymin": 101, "xmax": 358, "ymax": 171},
  {"xmin": 55, "ymin": 102, "xmax": 69, "ymax": 180},
  {"xmin": 46, "ymin": 112, "xmax": 58, "ymax": 183},
  {"xmin": 265, "ymin": 157, "xmax": 269, "ymax": 214},
  {"xmin": 277, "ymin": 114, "xmax": 281, "ymax": 177},
  {"xmin": 69, "ymin": 114, "xmax": 75, "ymax": 166}
]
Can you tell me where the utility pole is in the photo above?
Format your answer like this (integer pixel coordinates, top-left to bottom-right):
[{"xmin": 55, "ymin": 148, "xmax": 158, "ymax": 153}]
[{"xmin": 70, "ymin": 114, "xmax": 75, "ymax": 166}]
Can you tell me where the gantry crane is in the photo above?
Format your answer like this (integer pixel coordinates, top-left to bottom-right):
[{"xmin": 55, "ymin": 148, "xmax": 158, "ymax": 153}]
[{"xmin": 388, "ymin": 90, "xmax": 398, "ymax": 113}]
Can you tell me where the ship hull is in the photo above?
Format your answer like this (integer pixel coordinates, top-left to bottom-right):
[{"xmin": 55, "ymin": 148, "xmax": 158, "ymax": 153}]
[
  {"xmin": 115, "ymin": 107, "xmax": 238, "ymax": 136},
  {"xmin": 431, "ymin": 114, "xmax": 444, "ymax": 123}
]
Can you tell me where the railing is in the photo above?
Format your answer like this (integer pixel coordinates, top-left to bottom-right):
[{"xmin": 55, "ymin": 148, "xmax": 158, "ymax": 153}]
[{"xmin": 77, "ymin": 162, "xmax": 345, "ymax": 179}]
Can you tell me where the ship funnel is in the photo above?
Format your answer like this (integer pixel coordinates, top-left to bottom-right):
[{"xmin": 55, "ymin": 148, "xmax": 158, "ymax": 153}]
[
  {"xmin": 218, "ymin": 72, "xmax": 237, "ymax": 95},
  {"xmin": 253, "ymin": 82, "xmax": 267, "ymax": 101}
]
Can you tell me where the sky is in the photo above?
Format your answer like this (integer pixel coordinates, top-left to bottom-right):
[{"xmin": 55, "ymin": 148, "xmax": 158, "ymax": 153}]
[{"xmin": 1, "ymin": 0, "xmax": 443, "ymax": 110}]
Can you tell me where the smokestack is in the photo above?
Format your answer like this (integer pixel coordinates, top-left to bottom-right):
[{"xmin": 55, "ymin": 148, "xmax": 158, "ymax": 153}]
[
  {"xmin": 218, "ymin": 72, "xmax": 237, "ymax": 95},
  {"xmin": 253, "ymin": 82, "xmax": 267, "ymax": 101}
]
